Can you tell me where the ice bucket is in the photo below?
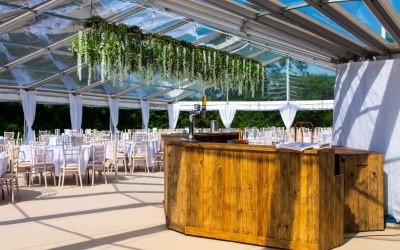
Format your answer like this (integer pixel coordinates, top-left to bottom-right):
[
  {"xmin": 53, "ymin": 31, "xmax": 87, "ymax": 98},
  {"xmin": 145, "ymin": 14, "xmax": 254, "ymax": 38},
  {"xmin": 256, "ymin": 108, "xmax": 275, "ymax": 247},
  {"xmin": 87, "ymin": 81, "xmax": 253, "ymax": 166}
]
[{"xmin": 210, "ymin": 120, "xmax": 218, "ymax": 132}]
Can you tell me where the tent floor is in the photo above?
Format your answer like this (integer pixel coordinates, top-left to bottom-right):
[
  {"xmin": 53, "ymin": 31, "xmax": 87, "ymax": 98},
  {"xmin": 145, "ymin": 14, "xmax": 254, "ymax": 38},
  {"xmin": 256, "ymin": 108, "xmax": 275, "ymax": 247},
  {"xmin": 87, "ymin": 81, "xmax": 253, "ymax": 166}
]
[{"xmin": 0, "ymin": 172, "xmax": 398, "ymax": 250}]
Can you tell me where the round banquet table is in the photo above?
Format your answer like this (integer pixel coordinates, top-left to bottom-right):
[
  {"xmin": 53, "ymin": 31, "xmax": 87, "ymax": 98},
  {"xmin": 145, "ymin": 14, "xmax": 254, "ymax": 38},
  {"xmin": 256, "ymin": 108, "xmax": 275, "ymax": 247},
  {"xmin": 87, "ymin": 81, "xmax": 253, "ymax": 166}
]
[
  {"xmin": 19, "ymin": 144, "xmax": 92, "ymax": 176},
  {"xmin": 106, "ymin": 139, "xmax": 159, "ymax": 166}
]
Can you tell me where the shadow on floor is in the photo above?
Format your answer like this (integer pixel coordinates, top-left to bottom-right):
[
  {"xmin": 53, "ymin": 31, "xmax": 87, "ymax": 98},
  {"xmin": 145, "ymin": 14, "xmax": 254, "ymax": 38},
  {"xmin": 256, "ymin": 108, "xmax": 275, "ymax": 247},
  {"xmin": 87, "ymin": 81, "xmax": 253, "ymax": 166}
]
[{"xmin": 48, "ymin": 224, "xmax": 167, "ymax": 250}]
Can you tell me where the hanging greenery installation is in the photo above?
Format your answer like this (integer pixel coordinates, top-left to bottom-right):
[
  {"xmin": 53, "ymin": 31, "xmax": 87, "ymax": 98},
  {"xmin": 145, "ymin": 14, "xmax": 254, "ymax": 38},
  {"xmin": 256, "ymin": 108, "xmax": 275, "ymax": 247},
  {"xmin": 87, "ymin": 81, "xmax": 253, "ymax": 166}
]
[{"xmin": 71, "ymin": 16, "xmax": 265, "ymax": 97}]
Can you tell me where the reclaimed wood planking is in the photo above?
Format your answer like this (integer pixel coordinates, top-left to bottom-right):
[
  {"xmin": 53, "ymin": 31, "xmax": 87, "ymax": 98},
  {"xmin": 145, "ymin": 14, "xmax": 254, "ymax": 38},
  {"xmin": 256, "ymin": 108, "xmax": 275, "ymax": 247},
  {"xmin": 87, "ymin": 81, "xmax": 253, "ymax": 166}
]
[{"xmin": 163, "ymin": 135, "xmax": 344, "ymax": 250}]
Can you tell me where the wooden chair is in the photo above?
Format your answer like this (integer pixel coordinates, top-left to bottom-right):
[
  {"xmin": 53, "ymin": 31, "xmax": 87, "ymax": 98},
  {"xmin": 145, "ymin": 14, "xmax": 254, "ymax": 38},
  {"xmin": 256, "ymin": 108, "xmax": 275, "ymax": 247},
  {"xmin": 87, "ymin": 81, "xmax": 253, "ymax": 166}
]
[
  {"xmin": 71, "ymin": 136, "xmax": 83, "ymax": 145},
  {"xmin": 294, "ymin": 121, "xmax": 314, "ymax": 143},
  {"xmin": 0, "ymin": 144, "xmax": 7, "ymax": 153},
  {"xmin": 0, "ymin": 144, "xmax": 20, "ymax": 203},
  {"xmin": 38, "ymin": 130, "xmax": 48, "ymax": 136},
  {"xmin": 60, "ymin": 142, "xmax": 83, "ymax": 188},
  {"xmin": 105, "ymin": 139, "xmax": 127, "ymax": 181},
  {"xmin": 87, "ymin": 142, "xmax": 107, "ymax": 186},
  {"xmin": 4, "ymin": 131, "xmax": 14, "ymax": 140},
  {"xmin": 12, "ymin": 142, "xmax": 33, "ymax": 187},
  {"xmin": 153, "ymin": 139, "xmax": 164, "ymax": 172},
  {"xmin": 130, "ymin": 142, "xmax": 149, "ymax": 173},
  {"xmin": 30, "ymin": 143, "xmax": 56, "ymax": 187},
  {"xmin": 116, "ymin": 139, "xmax": 128, "ymax": 174}
]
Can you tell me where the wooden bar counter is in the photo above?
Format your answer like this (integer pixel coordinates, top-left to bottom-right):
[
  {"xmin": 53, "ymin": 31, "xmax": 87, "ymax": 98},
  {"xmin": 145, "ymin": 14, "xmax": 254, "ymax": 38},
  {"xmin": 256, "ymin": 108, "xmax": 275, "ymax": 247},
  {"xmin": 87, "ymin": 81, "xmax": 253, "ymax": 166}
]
[{"xmin": 162, "ymin": 134, "xmax": 344, "ymax": 250}]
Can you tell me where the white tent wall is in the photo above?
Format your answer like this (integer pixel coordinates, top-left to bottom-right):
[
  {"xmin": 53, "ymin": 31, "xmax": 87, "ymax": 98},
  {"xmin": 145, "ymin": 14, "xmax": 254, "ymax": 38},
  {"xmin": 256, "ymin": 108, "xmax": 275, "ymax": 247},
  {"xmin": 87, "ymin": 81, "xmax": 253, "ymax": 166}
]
[{"xmin": 332, "ymin": 59, "xmax": 400, "ymax": 221}]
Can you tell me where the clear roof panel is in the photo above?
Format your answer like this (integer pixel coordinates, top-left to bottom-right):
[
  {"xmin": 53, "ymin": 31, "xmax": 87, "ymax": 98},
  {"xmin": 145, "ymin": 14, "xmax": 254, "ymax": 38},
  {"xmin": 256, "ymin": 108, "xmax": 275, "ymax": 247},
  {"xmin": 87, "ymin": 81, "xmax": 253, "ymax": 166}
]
[
  {"xmin": 121, "ymin": 85, "xmax": 165, "ymax": 99},
  {"xmin": 389, "ymin": 0, "xmax": 400, "ymax": 17},
  {"xmin": 2, "ymin": 0, "xmax": 48, "ymax": 8},
  {"xmin": 161, "ymin": 89, "xmax": 193, "ymax": 101},
  {"xmin": 18, "ymin": 54, "xmax": 69, "ymax": 74},
  {"xmin": 0, "ymin": 64, "xmax": 56, "ymax": 87},
  {"xmin": 0, "ymin": 13, "xmax": 76, "ymax": 60},
  {"xmin": 0, "ymin": 5, "xmax": 25, "ymax": 23},
  {"xmin": 166, "ymin": 23, "xmax": 216, "ymax": 43},
  {"xmin": 254, "ymin": 52, "xmax": 281, "ymax": 62},
  {"xmin": 278, "ymin": 0, "xmax": 305, "ymax": 6},
  {"xmin": 47, "ymin": 0, "xmax": 136, "ymax": 20},
  {"xmin": 85, "ymin": 84, "xmax": 108, "ymax": 95},
  {"xmin": 0, "ymin": 70, "xmax": 21, "ymax": 86},
  {"xmin": 234, "ymin": 43, "xmax": 262, "ymax": 57},
  {"xmin": 296, "ymin": 6, "xmax": 364, "ymax": 45},
  {"xmin": 40, "ymin": 79, "xmax": 70, "ymax": 91},
  {"xmin": 0, "ymin": 42, "xmax": 38, "ymax": 63},
  {"xmin": 232, "ymin": 0, "xmax": 262, "ymax": 11},
  {"xmin": 121, "ymin": 7, "xmax": 184, "ymax": 33},
  {"xmin": 203, "ymin": 33, "xmax": 240, "ymax": 49},
  {"xmin": 337, "ymin": 1, "xmax": 396, "ymax": 44}
]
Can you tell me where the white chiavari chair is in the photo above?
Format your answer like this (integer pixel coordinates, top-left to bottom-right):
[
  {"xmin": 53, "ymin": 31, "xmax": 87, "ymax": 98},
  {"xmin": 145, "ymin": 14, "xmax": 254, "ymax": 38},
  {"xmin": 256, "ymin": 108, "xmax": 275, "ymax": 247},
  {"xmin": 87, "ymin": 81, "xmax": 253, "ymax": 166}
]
[
  {"xmin": 30, "ymin": 142, "xmax": 56, "ymax": 187},
  {"xmin": 1, "ymin": 144, "xmax": 20, "ymax": 203},
  {"xmin": 87, "ymin": 141, "xmax": 107, "ymax": 186},
  {"xmin": 130, "ymin": 142, "xmax": 149, "ymax": 173},
  {"xmin": 60, "ymin": 142, "xmax": 83, "ymax": 188}
]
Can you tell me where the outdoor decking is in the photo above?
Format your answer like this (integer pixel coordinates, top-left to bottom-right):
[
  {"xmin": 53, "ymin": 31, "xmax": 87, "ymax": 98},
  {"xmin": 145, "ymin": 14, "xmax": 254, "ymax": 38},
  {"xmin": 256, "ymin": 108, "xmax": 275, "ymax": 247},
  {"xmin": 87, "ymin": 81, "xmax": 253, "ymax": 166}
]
[{"xmin": 0, "ymin": 173, "xmax": 398, "ymax": 250}]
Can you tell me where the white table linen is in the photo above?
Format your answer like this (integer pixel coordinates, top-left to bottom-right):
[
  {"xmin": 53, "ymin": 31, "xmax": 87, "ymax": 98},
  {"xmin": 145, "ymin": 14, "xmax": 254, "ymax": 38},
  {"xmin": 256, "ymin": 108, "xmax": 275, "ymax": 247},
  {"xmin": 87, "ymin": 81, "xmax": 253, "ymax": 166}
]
[
  {"xmin": 20, "ymin": 144, "xmax": 92, "ymax": 176},
  {"xmin": 0, "ymin": 136, "xmax": 6, "ymax": 145},
  {"xmin": 0, "ymin": 153, "xmax": 9, "ymax": 176},
  {"xmin": 106, "ymin": 139, "xmax": 159, "ymax": 166}
]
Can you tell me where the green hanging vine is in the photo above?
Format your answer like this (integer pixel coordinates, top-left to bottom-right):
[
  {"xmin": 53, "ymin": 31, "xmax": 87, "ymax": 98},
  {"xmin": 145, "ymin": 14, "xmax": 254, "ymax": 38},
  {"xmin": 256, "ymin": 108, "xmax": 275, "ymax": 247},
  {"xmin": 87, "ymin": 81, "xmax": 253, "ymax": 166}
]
[{"xmin": 71, "ymin": 16, "xmax": 265, "ymax": 97}]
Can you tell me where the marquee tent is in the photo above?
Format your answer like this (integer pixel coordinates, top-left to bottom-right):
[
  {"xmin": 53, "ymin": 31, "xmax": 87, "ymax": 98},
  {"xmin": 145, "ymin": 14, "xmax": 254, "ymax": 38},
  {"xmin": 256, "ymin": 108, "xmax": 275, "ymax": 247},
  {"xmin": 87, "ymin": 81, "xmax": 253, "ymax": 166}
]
[{"xmin": 1, "ymin": 0, "xmax": 400, "ymax": 219}]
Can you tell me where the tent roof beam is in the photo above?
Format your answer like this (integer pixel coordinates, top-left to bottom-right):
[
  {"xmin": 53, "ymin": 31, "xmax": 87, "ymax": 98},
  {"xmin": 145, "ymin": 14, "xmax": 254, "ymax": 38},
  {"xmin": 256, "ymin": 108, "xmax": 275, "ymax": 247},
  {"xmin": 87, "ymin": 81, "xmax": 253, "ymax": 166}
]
[
  {"xmin": 362, "ymin": 0, "xmax": 400, "ymax": 45},
  {"xmin": 204, "ymin": 0, "xmax": 354, "ymax": 58},
  {"xmin": 304, "ymin": 0, "xmax": 388, "ymax": 55},
  {"xmin": 248, "ymin": 0, "xmax": 369, "ymax": 56}
]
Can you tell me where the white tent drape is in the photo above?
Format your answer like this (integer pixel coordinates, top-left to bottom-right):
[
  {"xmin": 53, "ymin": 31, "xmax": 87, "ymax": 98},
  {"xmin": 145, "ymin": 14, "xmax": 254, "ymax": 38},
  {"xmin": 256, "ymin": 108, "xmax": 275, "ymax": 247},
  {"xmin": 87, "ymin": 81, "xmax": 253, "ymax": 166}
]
[
  {"xmin": 167, "ymin": 103, "xmax": 180, "ymax": 129},
  {"xmin": 333, "ymin": 59, "xmax": 400, "ymax": 221},
  {"xmin": 219, "ymin": 104, "xmax": 236, "ymax": 128},
  {"xmin": 108, "ymin": 97, "xmax": 119, "ymax": 133},
  {"xmin": 140, "ymin": 99, "xmax": 150, "ymax": 130},
  {"xmin": 20, "ymin": 89, "xmax": 37, "ymax": 144},
  {"xmin": 69, "ymin": 93, "xmax": 83, "ymax": 130},
  {"xmin": 279, "ymin": 104, "xmax": 299, "ymax": 129}
]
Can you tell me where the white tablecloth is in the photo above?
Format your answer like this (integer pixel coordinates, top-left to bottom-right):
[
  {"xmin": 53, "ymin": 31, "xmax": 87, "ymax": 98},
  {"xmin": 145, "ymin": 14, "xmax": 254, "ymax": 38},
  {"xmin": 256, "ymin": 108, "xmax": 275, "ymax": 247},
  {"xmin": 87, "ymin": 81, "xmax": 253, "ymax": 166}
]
[
  {"xmin": 0, "ymin": 136, "xmax": 6, "ymax": 145},
  {"xmin": 0, "ymin": 153, "xmax": 9, "ymax": 176},
  {"xmin": 106, "ymin": 139, "xmax": 159, "ymax": 166},
  {"xmin": 20, "ymin": 144, "xmax": 92, "ymax": 176}
]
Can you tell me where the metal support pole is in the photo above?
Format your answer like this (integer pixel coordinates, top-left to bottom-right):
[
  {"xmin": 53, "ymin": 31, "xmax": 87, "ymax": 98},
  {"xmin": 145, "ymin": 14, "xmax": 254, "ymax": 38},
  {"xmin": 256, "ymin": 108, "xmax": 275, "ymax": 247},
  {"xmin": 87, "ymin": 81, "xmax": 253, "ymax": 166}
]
[{"xmin": 286, "ymin": 57, "xmax": 290, "ymax": 104}]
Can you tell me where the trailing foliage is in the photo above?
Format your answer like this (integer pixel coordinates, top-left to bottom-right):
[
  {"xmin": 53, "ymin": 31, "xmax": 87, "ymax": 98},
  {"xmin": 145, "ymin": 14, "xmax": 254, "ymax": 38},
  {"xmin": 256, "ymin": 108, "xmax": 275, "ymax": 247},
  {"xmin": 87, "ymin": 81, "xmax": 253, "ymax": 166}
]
[{"xmin": 71, "ymin": 16, "xmax": 265, "ymax": 97}]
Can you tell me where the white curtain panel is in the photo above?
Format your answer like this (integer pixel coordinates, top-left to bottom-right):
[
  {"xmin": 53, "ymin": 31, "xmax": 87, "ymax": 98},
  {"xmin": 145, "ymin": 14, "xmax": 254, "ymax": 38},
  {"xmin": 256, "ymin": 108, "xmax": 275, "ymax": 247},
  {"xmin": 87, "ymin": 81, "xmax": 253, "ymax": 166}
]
[
  {"xmin": 140, "ymin": 99, "xmax": 150, "ymax": 130},
  {"xmin": 108, "ymin": 97, "xmax": 119, "ymax": 133},
  {"xmin": 333, "ymin": 59, "xmax": 400, "ymax": 220},
  {"xmin": 279, "ymin": 104, "xmax": 299, "ymax": 129},
  {"xmin": 20, "ymin": 89, "xmax": 37, "ymax": 144},
  {"xmin": 167, "ymin": 103, "xmax": 180, "ymax": 129},
  {"xmin": 219, "ymin": 104, "xmax": 236, "ymax": 128},
  {"xmin": 69, "ymin": 93, "xmax": 83, "ymax": 130}
]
